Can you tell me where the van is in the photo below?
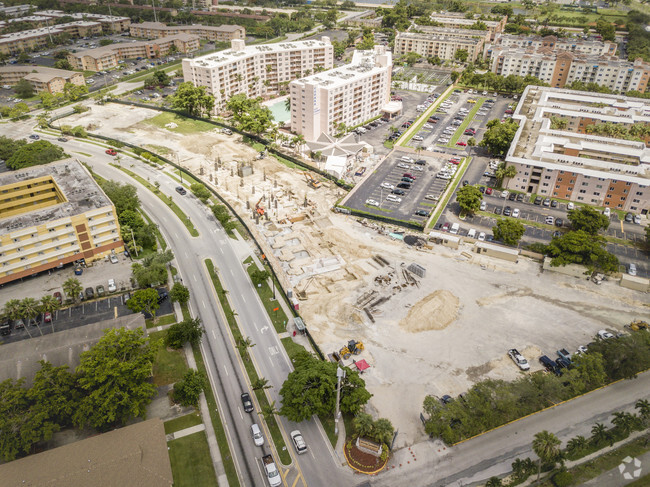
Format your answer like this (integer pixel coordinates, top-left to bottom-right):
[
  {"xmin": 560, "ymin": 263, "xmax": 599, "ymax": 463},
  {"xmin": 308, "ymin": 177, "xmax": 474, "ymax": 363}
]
[
  {"xmin": 467, "ymin": 229, "xmax": 476, "ymax": 239},
  {"xmin": 400, "ymin": 156, "xmax": 414, "ymax": 163},
  {"xmin": 450, "ymin": 223, "xmax": 460, "ymax": 234},
  {"xmin": 251, "ymin": 424, "xmax": 264, "ymax": 446}
]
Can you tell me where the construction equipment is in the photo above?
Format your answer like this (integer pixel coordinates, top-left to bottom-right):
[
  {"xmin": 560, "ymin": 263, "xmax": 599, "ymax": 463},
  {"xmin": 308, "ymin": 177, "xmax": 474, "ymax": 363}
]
[
  {"xmin": 627, "ymin": 320, "xmax": 649, "ymax": 332},
  {"xmin": 303, "ymin": 171, "xmax": 321, "ymax": 189},
  {"xmin": 339, "ymin": 346, "xmax": 352, "ymax": 360},
  {"xmin": 348, "ymin": 340, "xmax": 364, "ymax": 355},
  {"xmin": 255, "ymin": 197, "xmax": 265, "ymax": 216}
]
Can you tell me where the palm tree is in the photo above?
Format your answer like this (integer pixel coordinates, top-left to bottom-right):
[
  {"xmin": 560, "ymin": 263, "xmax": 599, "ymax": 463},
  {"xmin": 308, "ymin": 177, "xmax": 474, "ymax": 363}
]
[
  {"xmin": 635, "ymin": 399, "xmax": 650, "ymax": 424},
  {"xmin": 485, "ymin": 478, "xmax": 502, "ymax": 487},
  {"xmin": 532, "ymin": 430, "xmax": 561, "ymax": 480},
  {"xmin": 284, "ymin": 97, "xmax": 291, "ymax": 112},
  {"xmin": 353, "ymin": 412, "xmax": 374, "ymax": 438},
  {"xmin": 590, "ymin": 423, "xmax": 610, "ymax": 447},
  {"xmin": 3, "ymin": 299, "xmax": 22, "ymax": 322},
  {"xmin": 566, "ymin": 435, "xmax": 587, "ymax": 456},
  {"xmin": 260, "ymin": 400, "xmax": 279, "ymax": 421},
  {"xmin": 20, "ymin": 297, "xmax": 43, "ymax": 336},
  {"xmin": 236, "ymin": 336, "xmax": 255, "ymax": 359},
  {"xmin": 40, "ymin": 295, "xmax": 60, "ymax": 333},
  {"xmin": 251, "ymin": 377, "xmax": 272, "ymax": 391},
  {"xmin": 63, "ymin": 277, "xmax": 82, "ymax": 303},
  {"xmin": 612, "ymin": 411, "xmax": 637, "ymax": 436},
  {"xmin": 292, "ymin": 134, "xmax": 305, "ymax": 154},
  {"xmin": 372, "ymin": 418, "xmax": 394, "ymax": 445}
]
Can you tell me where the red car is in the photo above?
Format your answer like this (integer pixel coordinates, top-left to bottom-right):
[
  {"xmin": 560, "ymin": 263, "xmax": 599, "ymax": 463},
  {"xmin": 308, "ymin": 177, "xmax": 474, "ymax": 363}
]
[
  {"xmin": 505, "ymin": 109, "xmax": 514, "ymax": 114},
  {"xmin": 105, "ymin": 149, "xmax": 117, "ymax": 156},
  {"xmin": 485, "ymin": 187, "xmax": 493, "ymax": 195},
  {"xmin": 44, "ymin": 312, "xmax": 52, "ymax": 323},
  {"xmin": 441, "ymin": 222, "xmax": 450, "ymax": 232},
  {"xmin": 53, "ymin": 292, "xmax": 62, "ymax": 304},
  {"xmin": 456, "ymin": 141, "xmax": 467, "ymax": 147}
]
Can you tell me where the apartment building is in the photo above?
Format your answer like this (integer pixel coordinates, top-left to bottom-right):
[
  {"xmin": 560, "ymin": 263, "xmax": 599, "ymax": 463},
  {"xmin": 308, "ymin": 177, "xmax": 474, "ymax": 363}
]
[
  {"xmin": 505, "ymin": 86, "xmax": 650, "ymax": 213},
  {"xmin": 489, "ymin": 34, "xmax": 617, "ymax": 58},
  {"xmin": 429, "ymin": 12, "xmax": 507, "ymax": 40},
  {"xmin": 183, "ymin": 37, "xmax": 334, "ymax": 110},
  {"xmin": 0, "ymin": 66, "xmax": 84, "ymax": 94},
  {"xmin": 68, "ymin": 34, "xmax": 200, "ymax": 71},
  {"xmin": 0, "ymin": 21, "xmax": 102, "ymax": 55},
  {"xmin": 395, "ymin": 27, "xmax": 490, "ymax": 62},
  {"xmin": 491, "ymin": 46, "xmax": 650, "ymax": 93},
  {"xmin": 0, "ymin": 4, "xmax": 32, "ymax": 18},
  {"xmin": 130, "ymin": 22, "xmax": 245, "ymax": 42},
  {"xmin": 290, "ymin": 46, "xmax": 392, "ymax": 141},
  {"xmin": 0, "ymin": 159, "xmax": 124, "ymax": 286},
  {"xmin": 39, "ymin": 10, "xmax": 131, "ymax": 32}
]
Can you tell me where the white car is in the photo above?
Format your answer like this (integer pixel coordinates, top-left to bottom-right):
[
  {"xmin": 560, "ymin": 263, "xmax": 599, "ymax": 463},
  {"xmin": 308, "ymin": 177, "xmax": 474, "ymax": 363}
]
[
  {"xmin": 108, "ymin": 279, "xmax": 116, "ymax": 292},
  {"xmin": 628, "ymin": 263, "xmax": 637, "ymax": 276},
  {"xmin": 577, "ymin": 345, "xmax": 588, "ymax": 354},
  {"xmin": 423, "ymin": 124, "xmax": 433, "ymax": 129},
  {"xmin": 290, "ymin": 430, "xmax": 308, "ymax": 454},
  {"xmin": 545, "ymin": 216, "xmax": 555, "ymax": 225},
  {"xmin": 478, "ymin": 232, "xmax": 486, "ymax": 241},
  {"xmin": 397, "ymin": 162, "xmax": 410, "ymax": 169},
  {"xmin": 380, "ymin": 182, "xmax": 394, "ymax": 190},
  {"xmin": 109, "ymin": 254, "xmax": 118, "ymax": 264},
  {"xmin": 251, "ymin": 424, "xmax": 264, "ymax": 447},
  {"xmin": 412, "ymin": 135, "xmax": 424, "ymax": 141},
  {"xmin": 500, "ymin": 190, "xmax": 509, "ymax": 199},
  {"xmin": 512, "ymin": 208, "xmax": 520, "ymax": 218},
  {"xmin": 480, "ymin": 201, "xmax": 487, "ymax": 211},
  {"xmin": 365, "ymin": 199, "xmax": 379, "ymax": 207},
  {"xmin": 597, "ymin": 330, "xmax": 615, "ymax": 340},
  {"xmin": 567, "ymin": 202, "xmax": 575, "ymax": 210},
  {"xmin": 603, "ymin": 208, "xmax": 611, "ymax": 217},
  {"xmin": 412, "ymin": 165, "xmax": 423, "ymax": 172},
  {"xmin": 436, "ymin": 173, "xmax": 451, "ymax": 180},
  {"xmin": 386, "ymin": 194, "xmax": 402, "ymax": 203}
]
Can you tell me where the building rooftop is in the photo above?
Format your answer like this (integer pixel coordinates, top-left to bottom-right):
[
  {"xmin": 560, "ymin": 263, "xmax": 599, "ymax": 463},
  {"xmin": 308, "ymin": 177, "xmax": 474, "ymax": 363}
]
[
  {"xmin": 186, "ymin": 37, "xmax": 331, "ymax": 69},
  {"xmin": 0, "ymin": 21, "xmax": 101, "ymax": 42},
  {"xmin": 397, "ymin": 31, "xmax": 483, "ymax": 44},
  {"xmin": 410, "ymin": 25, "xmax": 490, "ymax": 37},
  {"xmin": 69, "ymin": 34, "xmax": 198, "ymax": 59},
  {"xmin": 0, "ymin": 418, "xmax": 173, "ymax": 487},
  {"xmin": 134, "ymin": 21, "xmax": 243, "ymax": 32},
  {"xmin": 429, "ymin": 11, "xmax": 504, "ymax": 26},
  {"xmin": 0, "ymin": 158, "xmax": 112, "ymax": 236},
  {"xmin": 7, "ymin": 15, "xmax": 50, "ymax": 23},
  {"xmin": 39, "ymin": 9, "xmax": 130, "ymax": 22},
  {"xmin": 0, "ymin": 65, "xmax": 78, "ymax": 82},
  {"xmin": 507, "ymin": 86, "xmax": 650, "ymax": 184}
]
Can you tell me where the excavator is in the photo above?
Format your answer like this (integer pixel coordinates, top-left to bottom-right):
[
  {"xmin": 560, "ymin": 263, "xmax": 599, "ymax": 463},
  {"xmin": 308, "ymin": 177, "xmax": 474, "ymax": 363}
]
[
  {"xmin": 339, "ymin": 340, "xmax": 365, "ymax": 360},
  {"xmin": 255, "ymin": 197, "xmax": 265, "ymax": 216},
  {"xmin": 303, "ymin": 171, "xmax": 321, "ymax": 189}
]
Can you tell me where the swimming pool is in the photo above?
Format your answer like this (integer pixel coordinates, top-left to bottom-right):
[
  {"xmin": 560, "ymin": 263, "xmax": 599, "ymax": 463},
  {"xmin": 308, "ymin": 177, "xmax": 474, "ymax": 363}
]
[{"xmin": 268, "ymin": 99, "xmax": 290, "ymax": 123}]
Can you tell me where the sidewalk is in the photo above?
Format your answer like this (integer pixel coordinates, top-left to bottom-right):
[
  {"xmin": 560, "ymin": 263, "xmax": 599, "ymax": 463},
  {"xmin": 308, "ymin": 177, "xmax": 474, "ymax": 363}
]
[{"xmin": 582, "ymin": 448, "xmax": 650, "ymax": 486}]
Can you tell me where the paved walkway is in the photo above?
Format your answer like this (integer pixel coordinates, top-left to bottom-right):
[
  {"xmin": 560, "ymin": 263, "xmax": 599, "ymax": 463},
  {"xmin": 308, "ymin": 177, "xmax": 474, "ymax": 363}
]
[
  {"xmin": 166, "ymin": 423, "xmax": 206, "ymax": 442},
  {"xmin": 578, "ymin": 439, "xmax": 650, "ymax": 487}
]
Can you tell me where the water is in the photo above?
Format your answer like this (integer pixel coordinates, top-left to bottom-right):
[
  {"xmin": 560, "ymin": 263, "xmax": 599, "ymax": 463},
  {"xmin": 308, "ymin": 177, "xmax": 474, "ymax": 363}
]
[{"xmin": 269, "ymin": 99, "xmax": 290, "ymax": 123}]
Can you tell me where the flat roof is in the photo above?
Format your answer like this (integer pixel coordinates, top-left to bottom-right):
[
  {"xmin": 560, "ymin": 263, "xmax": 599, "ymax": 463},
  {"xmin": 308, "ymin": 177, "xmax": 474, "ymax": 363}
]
[
  {"xmin": 475, "ymin": 241, "xmax": 519, "ymax": 255},
  {"xmin": 0, "ymin": 158, "xmax": 113, "ymax": 236},
  {"xmin": 38, "ymin": 9, "xmax": 130, "ymax": 22},
  {"xmin": 397, "ymin": 31, "xmax": 482, "ymax": 44},
  {"xmin": 134, "ymin": 21, "xmax": 243, "ymax": 32},
  {"xmin": 69, "ymin": 34, "xmax": 199, "ymax": 59},
  {"xmin": 0, "ymin": 418, "xmax": 173, "ymax": 487},
  {"xmin": 186, "ymin": 38, "xmax": 331, "ymax": 69}
]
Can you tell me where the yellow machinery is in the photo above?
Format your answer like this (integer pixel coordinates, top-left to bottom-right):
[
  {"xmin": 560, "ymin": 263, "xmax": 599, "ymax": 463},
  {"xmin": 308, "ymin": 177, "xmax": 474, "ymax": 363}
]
[
  {"xmin": 340, "ymin": 340, "xmax": 364, "ymax": 360},
  {"xmin": 628, "ymin": 320, "xmax": 649, "ymax": 331}
]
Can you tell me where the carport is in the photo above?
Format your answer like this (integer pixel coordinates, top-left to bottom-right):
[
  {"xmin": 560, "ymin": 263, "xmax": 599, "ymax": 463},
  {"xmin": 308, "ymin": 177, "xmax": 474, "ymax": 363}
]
[{"xmin": 381, "ymin": 100, "xmax": 403, "ymax": 120}]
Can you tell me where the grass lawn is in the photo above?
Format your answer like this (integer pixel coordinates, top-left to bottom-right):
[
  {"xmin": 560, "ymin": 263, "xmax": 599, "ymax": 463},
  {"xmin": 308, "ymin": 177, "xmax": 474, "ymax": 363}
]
[
  {"xmin": 146, "ymin": 313, "xmax": 176, "ymax": 328},
  {"xmin": 168, "ymin": 432, "xmax": 218, "ymax": 487},
  {"xmin": 149, "ymin": 330, "xmax": 188, "ymax": 386},
  {"xmin": 243, "ymin": 257, "xmax": 289, "ymax": 334},
  {"xmin": 281, "ymin": 337, "xmax": 306, "ymax": 362},
  {"xmin": 164, "ymin": 412, "xmax": 203, "ymax": 435},
  {"xmin": 143, "ymin": 112, "xmax": 217, "ymax": 135},
  {"xmin": 428, "ymin": 157, "xmax": 472, "ymax": 228},
  {"xmin": 319, "ymin": 412, "xmax": 356, "ymax": 448}
]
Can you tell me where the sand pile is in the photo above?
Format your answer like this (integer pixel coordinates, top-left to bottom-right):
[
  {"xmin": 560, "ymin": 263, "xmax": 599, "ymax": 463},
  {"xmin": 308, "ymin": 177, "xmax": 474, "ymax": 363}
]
[{"xmin": 399, "ymin": 290, "xmax": 459, "ymax": 332}]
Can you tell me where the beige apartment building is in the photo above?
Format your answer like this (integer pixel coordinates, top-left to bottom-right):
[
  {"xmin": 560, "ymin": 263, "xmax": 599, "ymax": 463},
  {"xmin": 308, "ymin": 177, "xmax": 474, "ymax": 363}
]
[
  {"xmin": 39, "ymin": 10, "xmax": 131, "ymax": 32},
  {"xmin": 68, "ymin": 34, "xmax": 200, "ymax": 71},
  {"xmin": 0, "ymin": 159, "xmax": 124, "ymax": 286},
  {"xmin": 130, "ymin": 22, "xmax": 245, "ymax": 42},
  {"xmin": 0, "ymin": 21, "xmax": 102, "ymax": 55},
  {"xmin": 491, "ymin": 47, "xmax": 650, "ymax": 93},
  {"xmin": 429, "ymin": 12, "xmax": 507, "ymax": 40},
  {"xmin": 183, "ymin": 37, "xmax": 334, "ymax": 111},
  {"xmin": 394, "ymin": 27, "xmax": 489, "ymax": 62},
  {"xmin": 505, "ymin": 86, "xmax": 650, "ymax": 213},
  {"xmin": 0, "ymin": 66, "xmax": 84, "ymax": 94},
  {"xmin": 290, "ymin": 46, "xmax": 392, "ymax": 141},
  {"xmin": 488, "ymin": 34, "xmax": 617, "ymax": 58}
]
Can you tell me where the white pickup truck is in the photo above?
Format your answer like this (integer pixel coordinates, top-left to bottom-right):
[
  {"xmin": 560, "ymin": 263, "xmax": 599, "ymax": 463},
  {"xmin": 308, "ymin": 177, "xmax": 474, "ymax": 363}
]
[
  {"xmin": 508, "ymin": 349, "xmax": 530, "ymax": 371},
  {"xmin": 261, "ymin": 454, "xmax": 281, "ymax": 487}
]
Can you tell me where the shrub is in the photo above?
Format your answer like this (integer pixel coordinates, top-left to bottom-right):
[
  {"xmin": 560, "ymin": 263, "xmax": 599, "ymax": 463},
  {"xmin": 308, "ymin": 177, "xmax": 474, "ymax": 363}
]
[{"xmin": 552, "ymin": 470, "xmax": 573, "ymax": 487}]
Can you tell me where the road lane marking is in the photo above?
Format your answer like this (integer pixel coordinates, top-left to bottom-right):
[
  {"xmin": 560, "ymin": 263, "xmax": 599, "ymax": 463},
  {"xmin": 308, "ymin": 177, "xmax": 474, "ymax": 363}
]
[
  {"xmin": 241, "ymin": 296, "xmax": 246, "ymax": 303},
  {"xmin": 260, "ymin": 326, "xmax": 269, "ymax": 334},
  {"xmin": 238, "ymin": 406, "xmax": 243, "ymax": 420},
  {"xmin": 202, "ymin": 300, "xmax": 206, "ymax": 308},
  {"xmin": 230, "ymin": 269, "xmax": 234, "ymax": 276},
  {"xmin": 193, "ymin": 274, "xmax": 197, "ymax": 282},
  {"xmin": 268, "ymin": 346, "xmax": 279, "ymax": 356},
  {"xmin": 212, "ymin": 330, "xmax": 216, "ymax": 339},
  {"xmin": 174, "ymin": 232, "xmax": 179, "ymax": 238},
  {"xmin": 223, "ymin": 364, "xmax": 228, "ymax": 376},
  {"xmin": 114, "ymin": 307, "xmax": 117, "ymax": 319},
  {"xmin": 292, "ymin": 471, "xmax": 304, "ymax": 487}
]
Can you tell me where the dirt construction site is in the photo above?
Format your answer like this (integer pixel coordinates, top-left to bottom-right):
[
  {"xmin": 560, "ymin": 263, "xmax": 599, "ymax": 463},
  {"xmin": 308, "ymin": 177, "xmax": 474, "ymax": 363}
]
[{"xmin": 66, "ymin": 104, "xmax": 650, "ymax": 447}]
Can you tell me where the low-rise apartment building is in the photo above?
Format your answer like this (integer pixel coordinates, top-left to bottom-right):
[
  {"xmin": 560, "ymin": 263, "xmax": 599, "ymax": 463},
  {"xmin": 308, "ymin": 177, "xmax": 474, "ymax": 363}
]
[
  {"xmin": 488, "ymin": 34, "xmax": 617, "ymax": 57},
  {"xmin": 0, "ymin": 4, "xmax": 32, "ymax": 18},
  {"xmin": 68, "ymin": 34, "xmax": 200, "ymax": 71},
  {"xmin": 0, "ymin": 159, "xmax": 124, "ymax": 286},
  {"xmin": 39, "ymin": 10, "xmax": 131, "ymax": 32},
  {"xmin": 290, "ymin": 46, "xmax": 392, "ymax": 141},
  {"xmin": 491, "ymin": 47, "xmax": 650, "ymax": 93},
  {"xmin": 505, "ymin": 86, "xmax": 650, "ymax": 213},
  {"xmin": 0, "ymin": 21, "xmax": 102, "ymax": 55},
  {"xmin": 395, "ymin": 27, "xmax": 490, "ymax": 62},
  {"xmin": 183, "ymin": 37, "xmax": 334, "ymax": 110},
  {"xmin": 0, "ymin": 66, "xmax": 84, "ymax": 93},
  {"xmin": 429, "ymin": 12, "xmax": 507, "ymax": 40},
  {"xmin": 130, "ymin": 21, "xmax": 245, "ymax": 42}
]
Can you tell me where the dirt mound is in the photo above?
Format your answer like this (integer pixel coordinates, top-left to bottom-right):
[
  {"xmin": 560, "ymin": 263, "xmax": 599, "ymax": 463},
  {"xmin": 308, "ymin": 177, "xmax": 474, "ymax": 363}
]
[{"xmin": 399, "ymin": 290, "xmax": 459, "ymax": 332}]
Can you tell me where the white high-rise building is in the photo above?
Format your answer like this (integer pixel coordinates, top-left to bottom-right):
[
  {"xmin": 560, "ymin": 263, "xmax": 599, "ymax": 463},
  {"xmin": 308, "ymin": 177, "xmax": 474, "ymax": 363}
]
[
  {"xmin": 290, "ymin": 46, "xmax": 392, "ymax": 141},
  {"xmin": 182, "ymin": 38, "xmax": 334, "ymax": 111}
]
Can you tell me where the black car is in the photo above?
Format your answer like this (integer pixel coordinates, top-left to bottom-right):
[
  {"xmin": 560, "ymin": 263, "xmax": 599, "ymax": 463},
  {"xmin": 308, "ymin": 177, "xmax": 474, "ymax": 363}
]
[
  {"xmin": 440, "ymin": 394, "xmax": 453, "ymax": 405},
  {"xmin": 479, "ymin": 186, "xmax": 485, "ymax": 193},
  {"xmin": 555, "ymin": 218, "xmax": 563, "ymax": 227},
  {"xmin": 462, "ymin": 180, "xmax": 469, "ymax": 186},
  {"xmin": 392, "ymin": 188, "xmax": 405, "ymax": 195},
  {"xmin": 415, "ymin": 209, "xmax": 429, "ymax": 217},
  {"xmin": 516, "ymin": 193, "xmax": 525, "ymax": 202},
  {"xmin": 508, "ymin": 192, "xmax": 516, "ymax": 201},
  {"xmin": 241, "ymin": 392, "xmax": 254, "ymax": 413},
  {"xmin": 550, "ymin": 200, "xmax": 558, "ymax": 208},
  {"xmin": 0, "ymin": 319, "xmax": 11, "ymax": 336},
  {"xmin": 85, "ymin": 287, "xmax": 94, "ymax": 299},
  {"xmin": 396, "ymin": 182, "xmax": 411, "ymax": 189},
  {"xmin": 176, "ymin": 186, "xmax": 187, "ymax": 195},
  {"xmin": 414, "ymin": 159, "xmax": 426, "ymax": 165},
  {"xmin": 534, "ymin": 196, "xmax": 543, "ymax": 205},
  {"xmin": 157, "ymin": 288, "xmax": 169, "ymax": 304},
  {"xmin": 494, "ymin": 207, "xmax": 502, "ymax": 215},
  {"xmin": 503, "ymin": 206, "xmax": 512, "ymax": 216}
]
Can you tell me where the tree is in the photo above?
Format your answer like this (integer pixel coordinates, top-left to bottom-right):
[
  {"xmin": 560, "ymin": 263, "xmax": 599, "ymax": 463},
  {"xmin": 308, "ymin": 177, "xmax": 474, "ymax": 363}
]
[
  {"xmin": 590, "ymin": 422, "xmax": 611, "ymax": 446},
  {"xmin": 225, "ymin": 94, "xmax": 274, "ymax": 135},
  {"xmin": 611, "ymin": 411, "xmax": 637, "ymax": 435},
  {"xmin": 190, "ymin": 182, "xmax": 211, "ymax": 202},
  {"xmin": 546, "ymin": 230, "xmax": 618, "ymax": 272},
  {"xmin": 99, "ymin": 38, "xmax": 113, "ymax": 46},
  {"xmin": 40, "ymin": 295, "xmax": 60, "ymax": 332},
  {"xmin": 28, "ymin": 361, "xmax": 76, "ymax": 427},
  {"xmin": 493, "ymin": 218, "xmax": 525, "ymax": 246},
  {"xmin": 3, "ymin": 298, "xmax": 22, "ymax": 322},
  {"xmin": 173, "ymin": 369, "xmax": 206, "ymax": 407},
  {"xmin": 9, "ymin": 102, "xmax": 29, "ymax": 120},
  {"xmin": 372, "ymin": 418, "xmax": 394, "ymax": 445},
  {"xmin": 212, "ymin": 204, "xmax": 236, "ymax": 233},
  {"xmin": 145, "ymin": 70, "xmax": 170, "ymax": 88},
  {"xmin": 454, "ymin": 49, "xmax": 469, "ymax": 62},
  {"xmin": 480, "ymin": 119, "xmax": 519, "ymax": 157},
  {"xmin": 353, "ymin": 412, "xmax": 374, "ymax": 438},
  {"xmin": 250, "ymin": 268, "xmax": 270, "ymax": 286},
  {"xmin": 279, "ymin": 351, "xmax": 371, "ymax": 422},
  {"xmin": 357, "ymin": 28, "xmax": 375, "ymax": 50},
  {"xmin": 6, "ymin": 140, "xmax": 66, "ymax": 170},
  {"xmin": 252, "ymin": 377, "xmax": 272, "ymax": 391},
  {"xmin": 566, "ymin": 435, "xmax": 587, "ymax": 456},
  {"xmin": 126, "ymin": 288, "xmax": 160, "ymax": 321},
  {"xmin": 595, "ymin": 19, "xmax": 615, "ymax": 41},
  {"xmin": 63, "ymin": 278, "xmax": 82, "ymax": 303},
  {"xmin": 131, "ymin": 249, "xmax": 174, "ymax": 288},
  {"xmin": 54, "ymin": 59, "xmax": 73, "ymax": 70},
  {"xmin": 171, "ymin": 82, "xmax": 215, "ymax": 117},
  {"xmin": 261, "ymin": 400, "xmax": 279, "ymax": 421},
  {"xmin": 495, "ymin": 163, "xmax": 517, "ymax": 187},
  {"xmin": 14, "ymin": 79, "xmax": 34, "ymax": 98},
  {"xmin": 0, "ymin": 135, "xmax": 27, "ymax": 160},
  {"xmin": 99, "ymin": 180, "xmax": 140, "ymax": 215},
  {"xmin": 74, "ymin": 328, "xmax": 157, "ymax": 430},
  {"xmin": 332, "ymin": 40, "xmax": 346, "ymax": 59},
  {"xmin": 532, "ymin": 430, "xmax": 561, "ymax": 480},
  {"xmin": 165, "ymin": 317, "xmax": 204, "ymax": 349},
  {"xmin": 567, "ymin": 207, "xmax": 609, "ymax": 234},
  {"xmin": 456, "ymin": 185, "xmax": 482, "ymax": 215},
  {"xmin": 20, "ymin": 297, "xmax": 43, "ymax": 336},
  {"xmin": 485, "ymin": 478, "xmax": 502, "ymax": 487},
  {"xmin": 170, "ymin": 282, "xmax": 190, "ymax": 305},
  {"xmin": 63, "ymin": 82, "xmax": 88, "ymax": 102},
  {"xmin": 451, "ymin": 71, "xmax": 460, "ymax": 83},
  {"xmin": 400, "ymin": 52, "xmax": 422, "ymax": 67}
]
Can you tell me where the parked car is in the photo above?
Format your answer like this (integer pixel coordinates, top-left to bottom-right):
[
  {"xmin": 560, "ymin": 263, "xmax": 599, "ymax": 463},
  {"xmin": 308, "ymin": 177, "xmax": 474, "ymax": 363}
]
[
  {"xmin": 109, "ymin": 253, "xmax": 119, "ymax": 264},
  {"xmin": 392, "ymin": 188, "xmax": 405, "ymax": 195},
  {"xmin": 29, "ymin": 134, "xmax": 40, "ymax": 140},
  {"xmin": 365, "ymin": 199, "xmax": 379, "ymax": 207},
  {"xmin": 96, "ymin": 285, "xmax": 105, "ymax": 297},
  {"xmin": 57, "ymin": 137, "xmax": 68, "ymax": 142},
  {"xmin": 625, "ymin": 212, "xmax": 634, "ymax": 223},
  {"xmin": 157, "ymin": 288, "xmax": 169, "ymax": 304},
  {"xmin": 85, "ymin": 287, "xmax": 94, "ymax": 299},
  {"xmin": 415, "ymin": 209, "xmax": 429, "ymax": 217},
  {"xmin": 108, "ymin": 278, "xmax": 117, "ymax": 292},
  {"xmin": 478, "ymin": 232, "xmax": 486, "ymax": 241},
  {"xmin": 380, "ymin": 182, "xmax": 394, "ymax": 190},
  {"xmin": 628, "ymin": 263, "xmax": 637, "ymax": 276},
  {"xmin": 534, "ymin": 196, "xmax": 543, "ymax": 205},
  {"xmin": 597, "ymin": 330, "xmax": 615, "ymax": 340}
]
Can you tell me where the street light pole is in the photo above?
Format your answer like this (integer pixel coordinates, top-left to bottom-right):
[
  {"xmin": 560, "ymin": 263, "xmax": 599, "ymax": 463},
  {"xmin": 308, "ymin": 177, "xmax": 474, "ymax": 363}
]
[
  {"xmin": 334, "ymin": 366, "xmax": 345, "ymax": 435},
  {"xmin": 129, "ymin": 227, "xmax": 139, "ymax": 257}
]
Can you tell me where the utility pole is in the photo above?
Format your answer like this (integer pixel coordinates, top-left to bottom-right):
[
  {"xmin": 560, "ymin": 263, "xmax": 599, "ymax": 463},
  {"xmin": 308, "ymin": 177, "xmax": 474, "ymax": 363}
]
[
  {"xmin": 334, "ymin": 366, "xmax": 345, "ymax": 435},
  {"xmin": 130, "ymin": 227, "xmax": 139, "ymax": 257},
  {"xmin": 152, "ymin": 0, "xmax": 158, "ymax": 23}
]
